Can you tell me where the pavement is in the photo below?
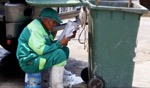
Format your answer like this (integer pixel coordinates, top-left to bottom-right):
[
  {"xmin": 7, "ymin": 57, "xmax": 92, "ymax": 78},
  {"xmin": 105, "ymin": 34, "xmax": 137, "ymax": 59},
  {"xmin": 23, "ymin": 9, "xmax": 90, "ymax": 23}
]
[{"xmin": 132, "ymin": 16, "xmax": 150, "ymax": 87}]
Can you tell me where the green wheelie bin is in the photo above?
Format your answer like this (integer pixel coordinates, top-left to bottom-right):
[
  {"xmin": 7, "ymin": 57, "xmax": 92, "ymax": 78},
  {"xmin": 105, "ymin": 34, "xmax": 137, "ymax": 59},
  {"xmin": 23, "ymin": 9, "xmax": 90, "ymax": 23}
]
[{"xmin": 86, "ymin": 1, "xmax": 148, "ymax": 88}]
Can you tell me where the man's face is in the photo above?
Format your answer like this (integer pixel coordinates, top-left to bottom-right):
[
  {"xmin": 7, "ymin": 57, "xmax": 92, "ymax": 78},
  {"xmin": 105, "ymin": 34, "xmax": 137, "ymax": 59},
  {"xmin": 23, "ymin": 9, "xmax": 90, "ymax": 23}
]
[{"xmin": 44, "ymin": 18, "xmax": 57, "ymax": 31}]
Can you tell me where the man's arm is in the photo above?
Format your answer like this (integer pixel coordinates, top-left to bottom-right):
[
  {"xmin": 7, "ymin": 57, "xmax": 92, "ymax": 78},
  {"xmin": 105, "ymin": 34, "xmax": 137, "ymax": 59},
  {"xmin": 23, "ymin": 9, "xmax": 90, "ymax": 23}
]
[{"xmin": 28, "ymin": 26, "xmax": 62, "ymax": 55}]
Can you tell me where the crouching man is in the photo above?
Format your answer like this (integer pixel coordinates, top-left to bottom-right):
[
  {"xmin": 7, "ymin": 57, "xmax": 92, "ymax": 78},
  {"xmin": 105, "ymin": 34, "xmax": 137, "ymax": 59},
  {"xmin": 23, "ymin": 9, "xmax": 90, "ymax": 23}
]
[{"xmin": 16, "ymin": 8, "xmax": 76, "ymax": 88}]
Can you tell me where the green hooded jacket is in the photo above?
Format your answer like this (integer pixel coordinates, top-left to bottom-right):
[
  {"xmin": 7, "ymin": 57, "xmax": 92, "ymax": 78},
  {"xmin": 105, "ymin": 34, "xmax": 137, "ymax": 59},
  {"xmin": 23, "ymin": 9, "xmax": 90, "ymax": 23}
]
[{"xmin": 16, "ymin": 19, "xmax": 68, "ymax": 73}]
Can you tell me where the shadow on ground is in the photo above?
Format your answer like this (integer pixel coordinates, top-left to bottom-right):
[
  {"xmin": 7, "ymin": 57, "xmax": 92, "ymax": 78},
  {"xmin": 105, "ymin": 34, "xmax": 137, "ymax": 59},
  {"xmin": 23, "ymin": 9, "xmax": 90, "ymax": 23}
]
[
  {"xmin": 0, "ymin": 49, "xmax": 88, "ymax": 87},
  {"xmin": 65, "ymin": 57, "xmax": 88, "ymax": 76},
  {"xmin": 0, "ymin": 52, "xmax": 24, "ymax": 77}
]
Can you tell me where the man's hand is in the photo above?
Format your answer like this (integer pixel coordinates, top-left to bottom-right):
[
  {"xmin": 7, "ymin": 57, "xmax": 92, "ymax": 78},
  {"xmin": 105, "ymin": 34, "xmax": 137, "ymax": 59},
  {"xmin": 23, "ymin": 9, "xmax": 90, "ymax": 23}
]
[
  {"xmin": 60, "ymin": 31, "xmax": 76, "ymax": 46},
  {"xmin": 71, "ymin": 31, "xmax": 77, "ymax": 38},
  {"xmin": 60, "ymin": 36, "xmax": 69, "ymax": 46}
]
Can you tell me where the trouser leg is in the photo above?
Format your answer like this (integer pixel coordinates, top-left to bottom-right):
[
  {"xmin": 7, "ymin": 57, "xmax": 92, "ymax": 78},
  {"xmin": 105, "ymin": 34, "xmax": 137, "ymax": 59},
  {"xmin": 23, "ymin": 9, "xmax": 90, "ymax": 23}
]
[
  {"xmin": 47, "ymin": 47, "xmax": 69, "ymax": 88},
  {"xmin": 49, "ymin": 65, "xmax": 64, "ymax": 88}
]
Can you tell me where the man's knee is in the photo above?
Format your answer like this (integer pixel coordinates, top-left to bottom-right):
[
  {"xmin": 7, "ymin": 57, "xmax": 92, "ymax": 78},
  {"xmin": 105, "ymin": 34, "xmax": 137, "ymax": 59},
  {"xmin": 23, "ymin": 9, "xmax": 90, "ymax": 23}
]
[
  {"xmin": 56, "ymin": 49, "xmax": 67, "ymax": 60},
  {"xmin": 62, "ymin": 46, "xmax": 69, "ymax": 59}
]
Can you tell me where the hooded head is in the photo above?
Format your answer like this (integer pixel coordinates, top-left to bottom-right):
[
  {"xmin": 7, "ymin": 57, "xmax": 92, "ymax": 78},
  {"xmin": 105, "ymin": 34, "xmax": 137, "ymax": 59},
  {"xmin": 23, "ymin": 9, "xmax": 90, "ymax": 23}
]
[{"xmin": 39, "ymin": 8, "xmax": 62, "ymax": 24}]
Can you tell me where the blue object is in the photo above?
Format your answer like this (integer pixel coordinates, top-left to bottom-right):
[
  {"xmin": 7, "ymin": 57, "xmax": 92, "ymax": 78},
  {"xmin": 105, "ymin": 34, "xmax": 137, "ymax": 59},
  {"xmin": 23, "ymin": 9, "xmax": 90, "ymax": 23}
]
[{"xmin": 25, "ymin": 72, "xmax": 41, "ymax": 88}]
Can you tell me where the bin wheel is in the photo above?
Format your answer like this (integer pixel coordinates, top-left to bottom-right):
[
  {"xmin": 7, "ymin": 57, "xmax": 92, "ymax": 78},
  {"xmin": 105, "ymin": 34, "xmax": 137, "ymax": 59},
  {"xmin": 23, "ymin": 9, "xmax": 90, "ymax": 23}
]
[
  {"xmin": 87, "ymin": 76, "xmax": 105, "ymax": 88},
  {"xmin": 81, "ymin": 67, "xmax": 89, "ymax": 83}
]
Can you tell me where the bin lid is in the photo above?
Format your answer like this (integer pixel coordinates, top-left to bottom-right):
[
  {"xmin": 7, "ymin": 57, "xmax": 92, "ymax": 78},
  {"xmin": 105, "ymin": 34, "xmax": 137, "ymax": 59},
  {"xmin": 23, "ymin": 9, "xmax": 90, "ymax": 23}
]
[
  {"xmin": 25, "ymin": 0, "xmax": 86, "ymax": 7},
  {"xmin": 87, "ymin": 1, "xmax": 148, "ymax": 14}
]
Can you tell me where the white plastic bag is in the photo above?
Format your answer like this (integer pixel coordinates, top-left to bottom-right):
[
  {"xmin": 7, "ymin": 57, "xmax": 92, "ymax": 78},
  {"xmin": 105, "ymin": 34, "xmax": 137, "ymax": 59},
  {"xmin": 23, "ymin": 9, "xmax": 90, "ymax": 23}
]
[{"xmin": 58, "ymin": 20, "xmax": 79, "ymax": 41}]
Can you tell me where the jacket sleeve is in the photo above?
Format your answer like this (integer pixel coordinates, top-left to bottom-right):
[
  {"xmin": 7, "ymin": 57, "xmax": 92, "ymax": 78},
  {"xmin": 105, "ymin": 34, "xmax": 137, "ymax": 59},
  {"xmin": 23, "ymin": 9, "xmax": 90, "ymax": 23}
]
[
  {"xmin": 16, "ymin": 27, "xmax": 38, "ymax": 62},
  {"xmin": 28, "ymin": 25, "xmax": 62, "ymax": 55}
]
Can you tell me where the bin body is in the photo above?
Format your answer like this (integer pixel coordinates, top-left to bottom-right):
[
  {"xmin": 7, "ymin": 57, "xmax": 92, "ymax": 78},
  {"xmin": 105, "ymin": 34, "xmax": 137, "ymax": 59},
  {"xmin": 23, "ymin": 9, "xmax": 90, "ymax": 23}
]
[{"xmin": 88, "ymin": 1, "xmax": 147, "ymax": 87}]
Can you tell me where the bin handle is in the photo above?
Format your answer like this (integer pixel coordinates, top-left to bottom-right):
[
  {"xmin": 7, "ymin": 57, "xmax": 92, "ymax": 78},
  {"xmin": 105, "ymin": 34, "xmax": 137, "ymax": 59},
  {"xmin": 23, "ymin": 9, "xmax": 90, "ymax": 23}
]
[
  {"xmin": 128, "ymin": 0, "xmax": 132, "ymax": 7},
  {"xmin": 81, "ymin": 0, "xmax": 132, "ymax": 7}
]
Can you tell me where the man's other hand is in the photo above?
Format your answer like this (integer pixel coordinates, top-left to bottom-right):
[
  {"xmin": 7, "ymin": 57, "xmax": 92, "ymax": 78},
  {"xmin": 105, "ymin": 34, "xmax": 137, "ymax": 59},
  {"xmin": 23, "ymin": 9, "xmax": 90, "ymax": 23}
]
[
  {"xmin": 60, "ymin": 36, "xmax": 69, "ymax": 46},
  {"xmin": 71, "ymin": 31, "xmax": 77, "ymax": 38}
]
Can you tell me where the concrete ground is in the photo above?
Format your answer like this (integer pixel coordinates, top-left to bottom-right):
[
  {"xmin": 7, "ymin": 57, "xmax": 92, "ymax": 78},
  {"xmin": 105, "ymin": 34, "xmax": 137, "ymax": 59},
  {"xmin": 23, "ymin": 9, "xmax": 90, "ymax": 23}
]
[
  {"xmin": 0, "ymin": 6, "xmax": 150, "ymax": 88},
  {"xmin": 132, "ymin": 16, "xmax": 150, "ymax": 87}
]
